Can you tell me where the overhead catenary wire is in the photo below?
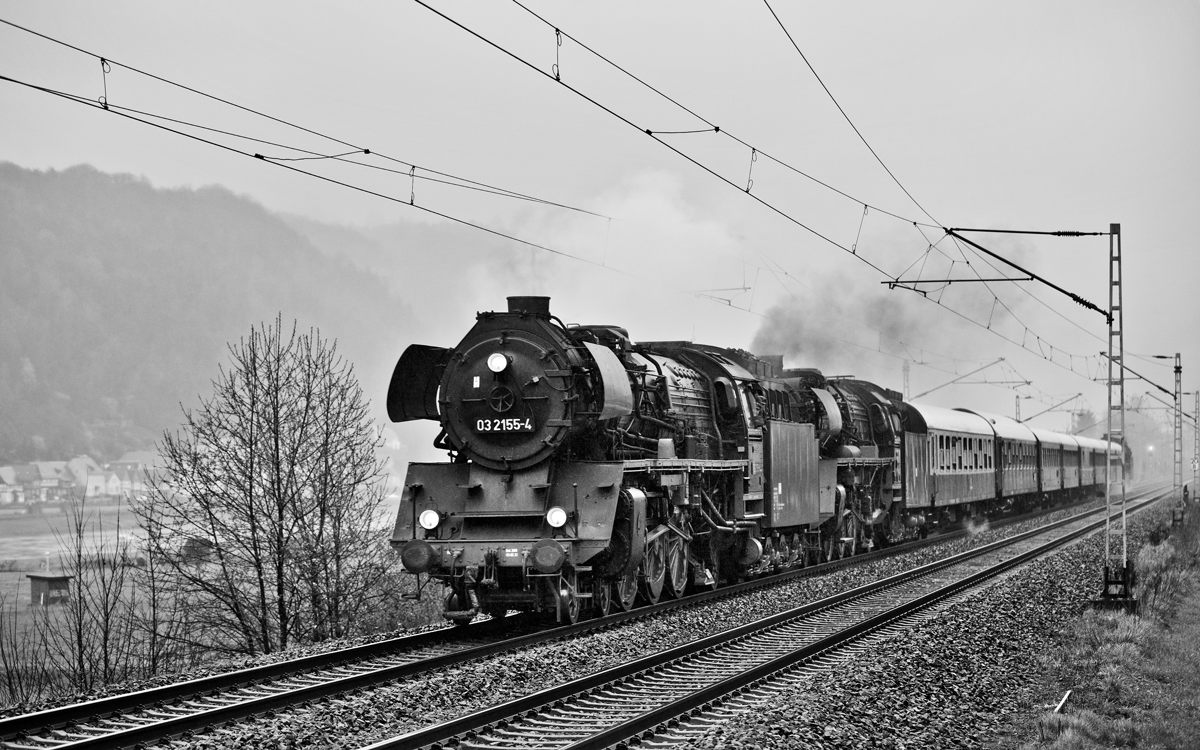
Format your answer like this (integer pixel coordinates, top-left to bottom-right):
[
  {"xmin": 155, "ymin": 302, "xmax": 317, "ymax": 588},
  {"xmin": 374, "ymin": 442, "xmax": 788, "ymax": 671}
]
[
  {"xmin": 3, "ymin": 12, "xmax": 1143, "ymax": 404},
  {"xmin": 0, "ymin": 73, "xmax": 621, "ymax": 274},
  {"xmin": 487, "ymin": 2, "xmax": 1123, "ymax": 394},
  {"xmin": 0, "ymin": 68, "xmax": 901, "ymax": 355},
  {"xmin": 414, "ymin": 0, "xmax": 904, "ymax": 281},
  {"xmin": 760, "ymin": 0, "xmax": 941, "ymax": 226},
  {"xmin": 0, "ymin": 16, "xmax": 613, "ymax": 222},
  {"xmin": 0, "ymin": 18, "xmax": 966, "ymax": 377},
  {"xmin": 508, "ymin": 0, "xmax": 934, "ymax": 230},
  {"xmin": 97, "ymin": 98, "xmax": 610, "ymax": 213}
]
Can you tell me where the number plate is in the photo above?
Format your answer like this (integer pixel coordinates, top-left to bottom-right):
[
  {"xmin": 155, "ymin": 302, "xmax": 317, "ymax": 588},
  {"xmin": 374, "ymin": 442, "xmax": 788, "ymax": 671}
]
[{"xmin": 475, "ymin": 417, "xmax": 535, "ymax": 433}]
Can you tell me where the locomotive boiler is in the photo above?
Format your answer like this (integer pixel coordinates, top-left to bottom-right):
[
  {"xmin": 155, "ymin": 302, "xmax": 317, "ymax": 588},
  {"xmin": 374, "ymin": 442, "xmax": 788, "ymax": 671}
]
[{"xmin": 387, "ymin": 296, "xmax": 920, "ymax": 623}]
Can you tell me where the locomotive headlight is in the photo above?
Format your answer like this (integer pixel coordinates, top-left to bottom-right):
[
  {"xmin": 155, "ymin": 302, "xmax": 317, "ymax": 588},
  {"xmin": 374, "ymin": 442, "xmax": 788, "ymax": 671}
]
[
  {"xmin": 487, "ymin": 352, "xmax": 509, "ymax": 373},
  {"xmin": 545, "ymin": 506, "xmax": 568, "ymax": 528},
  {"xmin": 418, "ymin": 509, "xmax": 442, "ymax": 530}
]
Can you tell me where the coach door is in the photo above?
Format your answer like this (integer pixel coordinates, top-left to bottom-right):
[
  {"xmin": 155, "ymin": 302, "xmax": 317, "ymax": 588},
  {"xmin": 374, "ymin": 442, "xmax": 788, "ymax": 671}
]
[{"xmin": 903, "ymin": 430, "xmax": 930, "ymax": 508}]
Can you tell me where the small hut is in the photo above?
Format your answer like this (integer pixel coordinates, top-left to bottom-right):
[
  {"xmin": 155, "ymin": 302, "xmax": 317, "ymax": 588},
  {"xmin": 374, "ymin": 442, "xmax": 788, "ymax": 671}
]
[{"xmin": 27, "ymin": 573, "xmax": 72, "ymax": 606}]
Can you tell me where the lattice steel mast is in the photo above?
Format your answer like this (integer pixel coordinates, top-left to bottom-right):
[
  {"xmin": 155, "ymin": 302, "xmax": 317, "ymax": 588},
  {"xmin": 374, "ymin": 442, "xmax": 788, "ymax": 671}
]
[
  {"xmin": 1174, "ymin": 354, "xmax": 1183, "ymax": 502},
  {"xmin": 1103, "ymin": 223, "xmax": 1132, "ymax": 603}
]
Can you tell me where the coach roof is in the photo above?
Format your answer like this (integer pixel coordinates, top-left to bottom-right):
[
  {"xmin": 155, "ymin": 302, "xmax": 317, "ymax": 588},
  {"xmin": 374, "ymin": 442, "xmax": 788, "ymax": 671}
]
[{"xmin": 910, "ymin": 403, "xmax": 993, "ymax": 437}]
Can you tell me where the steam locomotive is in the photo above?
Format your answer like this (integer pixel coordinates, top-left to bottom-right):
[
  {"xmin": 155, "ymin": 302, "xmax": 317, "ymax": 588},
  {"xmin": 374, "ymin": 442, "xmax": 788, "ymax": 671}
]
[{"xmin": 387, "ymin": 296, "xmax": 1116, "ymax": 623}]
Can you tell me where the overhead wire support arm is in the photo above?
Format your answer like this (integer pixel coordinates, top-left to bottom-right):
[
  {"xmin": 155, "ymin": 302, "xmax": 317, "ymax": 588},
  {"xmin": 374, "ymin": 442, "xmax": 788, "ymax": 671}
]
[
  {"xmin": 1098, "ymin": 352, "xmax": 1175, "ymax": 399},
  {"xmin": 944, "ymin": 229, "xmax": 1110, "ymax": 322},
  {"xmin": 1143, "ymin": 391, "xmax": 1198, "ymax": 429},
  {"xmin": 1017, "ymin": 393, "xmax": 1081, "ymax": 424},
  {"xmin": 947, "ymin": 227, "xmax": 1110, "ymax": 238},
  {"xmin": 909, "ymin": 358, "xmax": 1005, "ymax": 400},
  {"xmin": 883, "ymin": 276, "xmax": 1034, "ymax": 286}
]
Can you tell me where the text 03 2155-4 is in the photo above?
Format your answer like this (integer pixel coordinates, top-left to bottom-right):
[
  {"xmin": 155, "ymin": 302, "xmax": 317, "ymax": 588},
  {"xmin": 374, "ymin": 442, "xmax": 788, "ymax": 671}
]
[{"xmin": 476, "ymin": 417, "xmax": 534, "ymax": 433}]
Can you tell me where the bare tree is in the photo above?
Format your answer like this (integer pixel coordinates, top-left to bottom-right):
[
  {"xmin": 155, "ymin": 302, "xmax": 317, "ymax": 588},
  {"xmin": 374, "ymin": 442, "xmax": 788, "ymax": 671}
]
[
  {"xmin": 11, "ymin": 493, "xmax": 145, "ymax": 697},
  {"xmin": 135, "ymin": 317, "xmax": 392, "ymax": 655}
]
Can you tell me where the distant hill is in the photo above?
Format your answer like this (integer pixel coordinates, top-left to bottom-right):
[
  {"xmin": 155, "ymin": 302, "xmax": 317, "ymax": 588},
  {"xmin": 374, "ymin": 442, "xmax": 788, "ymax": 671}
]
[{"xmin": 0, "ymin": 162, "xmax": 413, "ymax": 463}]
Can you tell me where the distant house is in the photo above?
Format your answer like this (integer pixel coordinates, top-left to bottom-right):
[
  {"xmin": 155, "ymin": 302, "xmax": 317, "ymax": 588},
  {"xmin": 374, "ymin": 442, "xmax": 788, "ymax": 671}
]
[
  {"xmin": 0, "ymin": 466, "xmax": 24, "ymax": 504},
  {"xmin": 84, "ymin": 470, "xmax": 123, "ymax": 499},
  {"xmin": 29, "ymin": 461, "xmax": 73, "ymax": 502},
  {"xmin": 84, "ymin": 471, "xmax": 107, "ymax": 499},
  {"xmin": 106, "ymin": 451, "xmax": 161, "ymax": 497},
  {"xmin": 65, "ymin": 455, "xmax": 102, "ymax": 490},
  {"xmin": 12, "ymin": 464, "xmax": 43, "ymax": 503}
]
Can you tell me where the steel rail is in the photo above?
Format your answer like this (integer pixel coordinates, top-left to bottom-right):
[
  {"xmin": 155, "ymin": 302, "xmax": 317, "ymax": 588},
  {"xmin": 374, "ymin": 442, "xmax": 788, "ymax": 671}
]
[
  {"xmin": 3, "ymin": 485, "xmax": 1154, "ymax": 749},
  {"xmin": 360, "ymin": 488, "xmax": 1164, "ymax": 750},
  {"xmin": 564, "ymin": 490, "xmax": 1167, "ymax": 750}
]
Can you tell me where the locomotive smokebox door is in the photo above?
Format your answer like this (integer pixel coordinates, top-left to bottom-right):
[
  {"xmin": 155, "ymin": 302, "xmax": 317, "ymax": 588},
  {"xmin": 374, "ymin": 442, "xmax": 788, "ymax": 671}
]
[{"xmin": 439, "ymin": 301, "xmax": 583, "ymax": 471}]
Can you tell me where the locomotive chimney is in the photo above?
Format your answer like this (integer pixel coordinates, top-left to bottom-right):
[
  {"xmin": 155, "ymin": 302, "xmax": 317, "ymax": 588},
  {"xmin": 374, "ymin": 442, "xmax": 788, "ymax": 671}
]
[{"xmin": 507, "ymin": 296, "xmax": 551, "ymax": 317}]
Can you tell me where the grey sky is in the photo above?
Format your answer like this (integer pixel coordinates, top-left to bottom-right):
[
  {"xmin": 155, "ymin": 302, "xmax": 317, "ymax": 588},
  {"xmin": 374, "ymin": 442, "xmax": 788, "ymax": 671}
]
[{"xmin": 2, "ymin": 1, "xmax": 1197, "ymax": 445}]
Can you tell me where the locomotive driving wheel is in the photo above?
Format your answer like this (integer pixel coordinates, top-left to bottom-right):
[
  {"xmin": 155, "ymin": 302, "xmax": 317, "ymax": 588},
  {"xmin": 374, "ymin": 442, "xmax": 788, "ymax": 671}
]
[
  {"xmin": 614, "ymin": 569, "xmax": 638, "ymax": 611},
  {"xmin": 664, "ymin": 534, "xmax": 689, "ymax": 598},
  {"xmin": 594, "ymin": 577, "xmax": 615, "ymax": 617},
  {"xmin": 821, "ymin": 532, "xmax": 839, "ymax": 562},
  {"xmin": 639, "ymin": 533, "xmax": 667, "ymax": 605}
]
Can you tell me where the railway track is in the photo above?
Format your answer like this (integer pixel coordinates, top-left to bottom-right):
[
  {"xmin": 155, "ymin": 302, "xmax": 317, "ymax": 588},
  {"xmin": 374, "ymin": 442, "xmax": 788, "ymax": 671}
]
[
  {"xmin": 360, "ymin": 487, "xmax": 1165, "ymax": 750},
  {"xmin": 0, "ymin": 490, "xmax": 1154, "ymax": 750}
]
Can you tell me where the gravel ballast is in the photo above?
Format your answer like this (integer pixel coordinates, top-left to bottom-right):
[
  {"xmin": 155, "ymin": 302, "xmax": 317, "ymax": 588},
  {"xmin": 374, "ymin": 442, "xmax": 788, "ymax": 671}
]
[
  {"xmin": 173, "ymin": 502, "xmax": 1122, "ymax": 750},
  {"xmin": 684, "ymin": 506, "xmax": 1165, "ymax": 749}
]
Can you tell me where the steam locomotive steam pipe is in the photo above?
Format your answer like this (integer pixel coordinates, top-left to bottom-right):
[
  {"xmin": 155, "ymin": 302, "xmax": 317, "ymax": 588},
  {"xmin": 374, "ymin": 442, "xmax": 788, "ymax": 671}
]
[
  {"xmin": 698, "ymin": 506, "xmax": 737, "ymax": 533},
  {"xmin": 634, "ymin": 413, "xmax": 678, "ymax": 432},
  {"xmin": 616, "ymin": 428, "xmax": 659, "ymax": 446},
  {"xmin": 701, "ymin": 489, "xmax": 756, "ymax": 530}
]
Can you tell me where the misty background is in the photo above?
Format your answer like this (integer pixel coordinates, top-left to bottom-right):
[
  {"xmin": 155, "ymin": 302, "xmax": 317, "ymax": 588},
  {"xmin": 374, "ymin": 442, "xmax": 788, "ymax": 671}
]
[{"xmin": 1, "ymin": 2, "xmax": 1197, "ymax": 478}]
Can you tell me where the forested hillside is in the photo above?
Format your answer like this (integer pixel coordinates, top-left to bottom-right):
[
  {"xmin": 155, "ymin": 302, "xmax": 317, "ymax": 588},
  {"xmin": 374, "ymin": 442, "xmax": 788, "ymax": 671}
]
[{"xmin": 0, "ymin": 163, "xmax": 412, "ymax": 463}]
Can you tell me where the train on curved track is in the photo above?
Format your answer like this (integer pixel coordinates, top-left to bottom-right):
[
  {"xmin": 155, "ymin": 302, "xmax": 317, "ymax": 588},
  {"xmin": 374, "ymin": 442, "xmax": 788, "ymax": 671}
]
[{"xmin": 387, "ymin": 296, "xmax": 1118, "ymax": 623}]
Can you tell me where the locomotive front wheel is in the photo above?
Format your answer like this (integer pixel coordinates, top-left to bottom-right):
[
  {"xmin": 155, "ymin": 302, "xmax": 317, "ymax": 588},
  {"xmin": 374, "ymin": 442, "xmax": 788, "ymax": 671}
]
[
  {"xmin": 556, "ymin": 575, "xmax": 581, "ymax": 625},
  {"xmin": 664, "ymin": 535, "xmax": 689, "ymax": 599},
  {"xmin": 615, "ymin": 569, "xmax": 638, "ymax": 611},
  {"xmin": 639, "ymin": 535, "xmax": 667, "ymax": 605}
]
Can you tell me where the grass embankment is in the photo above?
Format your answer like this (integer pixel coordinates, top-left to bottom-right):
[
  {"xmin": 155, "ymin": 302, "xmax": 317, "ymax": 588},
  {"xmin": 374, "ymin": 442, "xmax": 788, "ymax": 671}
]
[{"xmin": 1019, "ymin": 499, "xmax": 1200, "ymax": 749}]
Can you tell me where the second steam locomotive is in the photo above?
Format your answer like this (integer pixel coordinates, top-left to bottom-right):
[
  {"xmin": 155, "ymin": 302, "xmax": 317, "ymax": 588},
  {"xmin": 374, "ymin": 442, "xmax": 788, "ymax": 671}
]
[{"xmin": 388, "ymin": 296, "xmax": 1115, "ymax": 623}]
